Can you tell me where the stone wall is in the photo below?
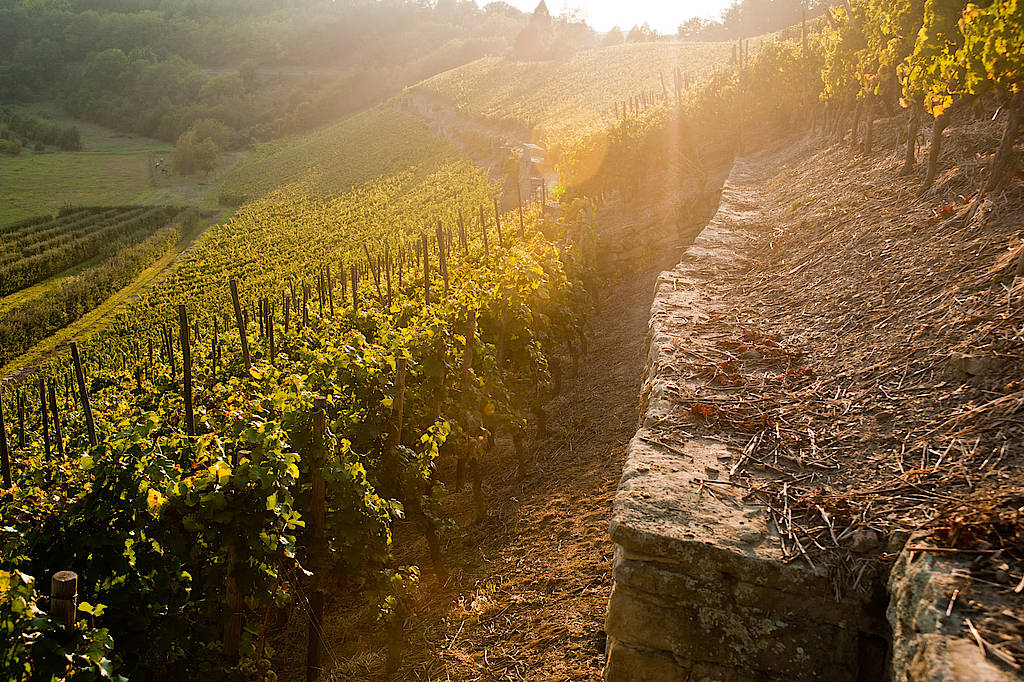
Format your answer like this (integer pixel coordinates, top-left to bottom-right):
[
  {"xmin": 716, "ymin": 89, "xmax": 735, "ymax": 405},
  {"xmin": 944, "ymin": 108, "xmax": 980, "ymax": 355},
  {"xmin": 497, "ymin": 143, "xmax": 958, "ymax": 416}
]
[
  {"xmin": 604, "ymin": 155, "xmax": 1024, "ymax": 681},
  {"xmin": 604, "ymin": 159, "xmax": 888, "ymax": 681}
]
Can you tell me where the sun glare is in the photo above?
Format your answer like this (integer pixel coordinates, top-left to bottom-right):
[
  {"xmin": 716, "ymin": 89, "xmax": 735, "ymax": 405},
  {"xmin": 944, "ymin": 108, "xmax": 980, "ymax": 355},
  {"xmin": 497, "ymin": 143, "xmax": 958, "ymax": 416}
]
[{"xmin": 507, "ymin": 0, "xmax": 734, "ymax": 34}]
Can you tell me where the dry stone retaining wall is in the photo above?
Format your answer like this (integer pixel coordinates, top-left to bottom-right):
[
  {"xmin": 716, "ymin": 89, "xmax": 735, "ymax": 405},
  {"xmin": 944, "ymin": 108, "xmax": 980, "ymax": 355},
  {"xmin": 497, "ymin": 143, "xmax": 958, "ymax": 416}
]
[{"xmin": 603, "ymin": 156, "xmax": 1009, "ymax": 681}]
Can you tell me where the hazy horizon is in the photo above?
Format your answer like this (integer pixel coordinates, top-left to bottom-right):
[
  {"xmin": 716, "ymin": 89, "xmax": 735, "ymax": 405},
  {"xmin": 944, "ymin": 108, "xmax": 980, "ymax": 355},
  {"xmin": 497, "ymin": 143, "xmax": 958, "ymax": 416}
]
[{"xmin": 504, "ymin": 0, "xmax": 733, "ymax": 33}]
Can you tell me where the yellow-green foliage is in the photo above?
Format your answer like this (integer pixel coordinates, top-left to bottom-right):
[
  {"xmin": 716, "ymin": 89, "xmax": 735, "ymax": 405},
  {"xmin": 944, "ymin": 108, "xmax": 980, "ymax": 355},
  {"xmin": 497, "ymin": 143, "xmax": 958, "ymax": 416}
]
[
  {"xmin": 412, "ymin": 42, "xmax": 737, "ymax": 146},
  {"xmin": 218, "ymin": 106, "xmax": 457, "ymax": 205},
  {"xmin": 137, "ymin": 159, "xmax": 495, "ymax": 331},
  {"xmin": 958, "ymin": 0, "xmax": 1024, "ymax": 98}
]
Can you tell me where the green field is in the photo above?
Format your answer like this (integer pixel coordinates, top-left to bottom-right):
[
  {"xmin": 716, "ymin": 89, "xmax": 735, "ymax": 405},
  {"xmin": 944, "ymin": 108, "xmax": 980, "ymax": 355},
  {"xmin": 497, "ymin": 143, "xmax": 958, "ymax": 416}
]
[{"xmin": 0, "ymin": 108, "xmax": 244, "ymax": 224}]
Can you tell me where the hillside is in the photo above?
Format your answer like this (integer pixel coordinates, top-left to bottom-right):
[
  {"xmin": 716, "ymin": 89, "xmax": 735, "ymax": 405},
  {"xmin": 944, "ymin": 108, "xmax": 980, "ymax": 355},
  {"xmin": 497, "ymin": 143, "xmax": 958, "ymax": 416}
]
[
  {"xmin": 411, "ymin": 42, "xmax": 735, "ymax": 145},
  {"xmin": 2, "ymin": 0, "xmax": 1023, "ymax": 679},
  {"xmin": 218, "ymin": 106, "xmax": 460, "ymax": 205}
]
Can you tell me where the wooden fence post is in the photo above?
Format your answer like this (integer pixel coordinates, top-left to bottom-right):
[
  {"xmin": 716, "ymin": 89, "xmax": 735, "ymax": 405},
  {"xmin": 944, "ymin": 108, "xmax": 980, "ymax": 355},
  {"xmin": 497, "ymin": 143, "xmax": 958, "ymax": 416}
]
[
  {"xmin": 229, "ymin": 279, "xmax": 251, "ymax": 372},
  {"xmin": 178, "ymin": 304, "xmax": 195, "ymax": 437},
  {"xmin": 70, "ymin": 342, "xmax": 97, "ymax": 447}
]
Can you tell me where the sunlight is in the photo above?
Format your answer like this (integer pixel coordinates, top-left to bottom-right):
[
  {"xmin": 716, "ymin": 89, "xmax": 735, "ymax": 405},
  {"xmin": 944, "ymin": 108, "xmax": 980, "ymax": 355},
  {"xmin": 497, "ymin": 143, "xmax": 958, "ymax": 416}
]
[{"xmin": 506, "ymin": 0, "xmax": 734, "ymax": 33}]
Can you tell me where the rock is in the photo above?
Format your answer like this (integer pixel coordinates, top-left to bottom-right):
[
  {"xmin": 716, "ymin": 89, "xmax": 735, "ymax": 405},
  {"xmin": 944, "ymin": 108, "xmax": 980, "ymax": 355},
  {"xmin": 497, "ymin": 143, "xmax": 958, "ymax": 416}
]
[
  {"xmin": 846, "ymin": 528, "xmax": 881, "ymax": 554},
  {"xmin": 886, "ymin": 530, "xmax": 911, "ymax": 554},
  {"xmin": 948, "ymin": 352, "xmax": 1002, "ymax": 380}
]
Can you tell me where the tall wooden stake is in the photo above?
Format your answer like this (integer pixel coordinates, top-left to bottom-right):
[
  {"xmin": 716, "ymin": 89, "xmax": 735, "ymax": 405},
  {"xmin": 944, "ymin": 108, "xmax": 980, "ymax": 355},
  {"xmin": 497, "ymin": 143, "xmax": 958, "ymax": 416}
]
[
  {"xmin": 39, "ymin": 378, "xmax": 51, "ymax": 462},
  {"xmin": 70, "ymin": 342, "xmax": 96, "ymax": 447},
  {"xmin": 229, "ymin": 279, "xmax": 251, "ymax": 372},
  {"xmin": 178, "ymin": 304, "xmax": 195, "ymax": 437},
  {"xmin": 306, "ymin": 396, "xmax": 327, "ymax": 682},
  {"xmin": 47, "ymin": 382, "xmax": 64, "ymax": 458},
  {"xmin": 0, "ymin": 385, "xmax": 11, "ymax": 488}
]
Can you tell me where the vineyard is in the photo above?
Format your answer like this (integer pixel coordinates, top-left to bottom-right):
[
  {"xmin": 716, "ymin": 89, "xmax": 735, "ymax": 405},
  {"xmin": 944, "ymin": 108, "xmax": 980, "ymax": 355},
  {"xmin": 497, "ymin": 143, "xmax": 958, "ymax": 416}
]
[
  {"xmin": 0, "ymin": 124, "xmax": 598, "ymax": 677},
  {"xmin": 1, "ymin": 0, "xmax": 1023, "ymax": 677},
  {"xmin": 218, "ymin": 107, "xmax": 457, "ymax": 206},
  {"xmin": 0, "ymin": 207, "xmax": 184, "ymax": 370},
  {"xmin": 410, "ymin": 41, "xmax": 744, "ymax": 147},
  {"xmin": 0, "ymin": 206, "xmax": 179, "ymax": 297}
]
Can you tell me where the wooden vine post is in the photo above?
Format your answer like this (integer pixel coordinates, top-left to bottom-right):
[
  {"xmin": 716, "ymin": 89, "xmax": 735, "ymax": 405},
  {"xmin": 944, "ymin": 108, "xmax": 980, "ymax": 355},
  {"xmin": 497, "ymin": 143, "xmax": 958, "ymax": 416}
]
[
  {"xmin": 70, "ymin": 342, "xmax": 97, "ymax": 447},
  {"xmin": 465, "ymin": 313, "xmax": 487, "ymax": 519},
  {"xmin": 178, "ymin": 304, "xmax": 195, "ymax": 437},
  {"xmin": 458, "ymin": 207, "xmax": 468, "ymax": 255},
  {"xmin": 229, "ymin": 279, "xmax": 252, "ymax": 372},
  {"xmin": 268, "ymin": 305, "xmax": 276, "ymax": 365},
  {"xmin": 493, "ymin": 197, "xmax": 503, "ymax": 246},
  {"xmin": 350, "ymin": 264, "xmax": 358, "ymax": 314},
  {"xmin": 422, "ymin": 233, "xmax": 431, "ymax": 305},
  {"xmin": 302, "ymin": 283, "xmax": 309, "ymax": 328},
  {"xmin": 305, "ymin": 396, "xmax": 327, "ymax": 682},
  {"xmin": 326, "ymin": 263, "xmax": 335, "ymax": 317},
  {"xmin": 384, "ymin": 243, "xmax": 393, "ymax": 306},
  {"xmin": 39, "ymin": 378, "xmax": 51, "ymax": 462},
  {"xmin": 0, "ymin": 384, "xmax": 11, "ymax": 488},
  {"xmin": 50, "ymin": 571, "xmax": 78, "ymax": 631},
  {"xmin": 436, "ymin": 221, "xmax": 449, "ymax": 295},
  {"xmin": 212, "ymin": 318, "xmax": 219, "ymax": 382},
  {"xmin": 223, "ymin": 544, "xmax": 243, "ymax": 662},
  {"xmin": 47, "ymin": 382, "xmax": 64, "ymax": 458}
]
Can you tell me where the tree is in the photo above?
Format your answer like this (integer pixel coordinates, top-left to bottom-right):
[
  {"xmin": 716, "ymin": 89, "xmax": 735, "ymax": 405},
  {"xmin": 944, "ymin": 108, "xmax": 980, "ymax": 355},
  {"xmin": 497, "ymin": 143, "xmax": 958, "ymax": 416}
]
[
  {"xmin": 58, "ymin": 127, "xmax": 81, "ymax": 152},
  {"xmin": 172, "ymin": 129, "xmax": 220, "ymax": 175},
  {"xmin": 677, "ymin": 17, "xmax": 710, "ymax": 39},
  {"xmin": 514, "ymin": 0, "xmax": 554, "ymax": 60},
  {"xmin": 194, "ymin": 138, "xmax": 220, "ymax": 176},
  {"xmin": 602, "ymin": 26, "xmax": 625, "ymax": 46},
  {"xmin": 626, "ymin": 23, "xmax": 657, "ymax": 42}
]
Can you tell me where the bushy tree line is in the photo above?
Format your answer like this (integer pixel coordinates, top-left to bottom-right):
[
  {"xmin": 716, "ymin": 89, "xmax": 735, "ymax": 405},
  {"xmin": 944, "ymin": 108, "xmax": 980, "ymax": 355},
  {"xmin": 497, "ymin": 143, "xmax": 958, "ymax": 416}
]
[
  {"xmin": 0, "ymin": 0, "xmax": 534, "ymax": 145},
  {"xmin": 677, "ymin": 0, "xmax": 832, "ymax": 41},
  {"xmin": 0, "ymin": 110, "xmax": 81, "ymax": 151}
]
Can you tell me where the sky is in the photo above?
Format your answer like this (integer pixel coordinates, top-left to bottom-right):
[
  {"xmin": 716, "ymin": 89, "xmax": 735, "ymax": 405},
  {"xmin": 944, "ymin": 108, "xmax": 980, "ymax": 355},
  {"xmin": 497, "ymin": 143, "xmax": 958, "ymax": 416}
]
[{"xmin": 503, "ymin": 0, "xmax": 734, "ymax": 34}]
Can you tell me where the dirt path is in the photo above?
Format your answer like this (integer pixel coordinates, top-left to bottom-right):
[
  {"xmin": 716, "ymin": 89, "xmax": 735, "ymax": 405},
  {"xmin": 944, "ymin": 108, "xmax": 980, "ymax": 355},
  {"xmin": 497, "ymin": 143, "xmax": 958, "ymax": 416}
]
[
  {"xmin": 399, "ymin": 92, "xmax": 553, "ymax": 209},
  {"xmin": 288, "ymin": 249, "xmax": 660, "ymax": 681},
  {"xmin": 270, "ymin": 158, "xmax": 730, "ymax": 678}
]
